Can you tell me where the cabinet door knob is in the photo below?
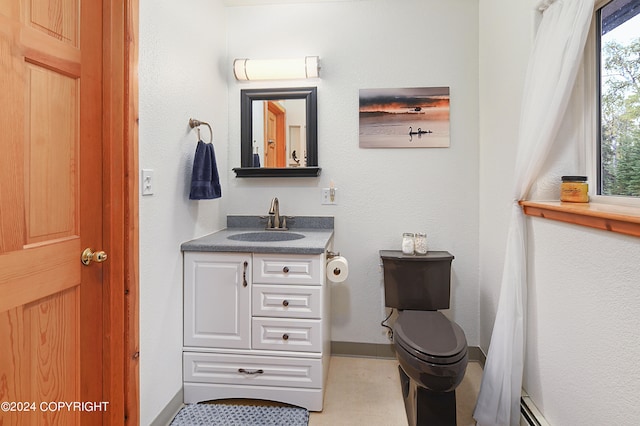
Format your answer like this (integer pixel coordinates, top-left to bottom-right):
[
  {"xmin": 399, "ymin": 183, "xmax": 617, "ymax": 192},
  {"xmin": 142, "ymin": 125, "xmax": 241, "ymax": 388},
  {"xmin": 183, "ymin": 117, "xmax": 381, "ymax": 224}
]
[
  {"xmin": 282, "ymin": 266, "xmax": 289, "ymax": 273},
  {"xmin": 282, "ymin": 300, "xmax": 289, "ymax": 307},
  {"xmin": 282, "ymin": 334, "xmax": 289, "ymax": 341}
]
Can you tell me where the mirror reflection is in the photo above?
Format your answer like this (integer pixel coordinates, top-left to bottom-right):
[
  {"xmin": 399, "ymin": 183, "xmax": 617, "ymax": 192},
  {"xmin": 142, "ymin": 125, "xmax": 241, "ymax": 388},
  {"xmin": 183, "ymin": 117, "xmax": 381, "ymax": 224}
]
[
  {"xmin": 251, "ymin": 99, "xmax": 307, "ymax": 168},
  {"xmin": 235, "ymin": 87, "xmax": 319, "ymax": 178}
]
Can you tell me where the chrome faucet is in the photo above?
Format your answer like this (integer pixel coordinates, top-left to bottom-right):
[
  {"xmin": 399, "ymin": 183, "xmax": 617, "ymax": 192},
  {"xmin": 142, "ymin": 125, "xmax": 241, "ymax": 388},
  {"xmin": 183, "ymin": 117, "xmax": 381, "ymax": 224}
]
[{"xmin": 267, "ymin": 197, "xmax": 287, "ymax": 230}]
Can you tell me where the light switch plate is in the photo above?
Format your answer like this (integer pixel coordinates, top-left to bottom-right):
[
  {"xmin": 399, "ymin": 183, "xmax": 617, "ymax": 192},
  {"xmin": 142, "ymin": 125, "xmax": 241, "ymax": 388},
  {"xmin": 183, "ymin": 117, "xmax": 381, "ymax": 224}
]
[
  {"xmin": 142, "ymin": 169, "xmax": 154, "ymax": 196},
  {"xmin": 321, "ymin": 188, "xmax": 337, "ymax": 205}
]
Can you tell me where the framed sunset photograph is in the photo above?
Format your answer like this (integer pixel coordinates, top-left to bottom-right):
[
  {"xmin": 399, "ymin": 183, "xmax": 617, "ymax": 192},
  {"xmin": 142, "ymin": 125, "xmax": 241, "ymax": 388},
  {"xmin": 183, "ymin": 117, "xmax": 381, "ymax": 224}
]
[{"xmin": 359, "ymin": 87, "xmax": 450, "ymax": 148}]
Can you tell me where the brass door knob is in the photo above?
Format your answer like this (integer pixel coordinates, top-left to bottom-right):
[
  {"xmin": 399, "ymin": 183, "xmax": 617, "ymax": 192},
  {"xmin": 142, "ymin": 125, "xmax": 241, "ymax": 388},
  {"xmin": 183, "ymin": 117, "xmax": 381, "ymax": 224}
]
[{"xmin": 81, "ymin": 248, "xmax": 108, "ymax": 266}]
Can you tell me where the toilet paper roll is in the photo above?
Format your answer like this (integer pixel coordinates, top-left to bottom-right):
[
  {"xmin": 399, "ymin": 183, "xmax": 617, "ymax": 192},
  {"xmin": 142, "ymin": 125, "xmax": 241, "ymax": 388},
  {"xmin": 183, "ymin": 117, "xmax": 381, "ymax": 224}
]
[{"xmin": 326, "ymin": 256, "xmax": 349, "ymax": 283}]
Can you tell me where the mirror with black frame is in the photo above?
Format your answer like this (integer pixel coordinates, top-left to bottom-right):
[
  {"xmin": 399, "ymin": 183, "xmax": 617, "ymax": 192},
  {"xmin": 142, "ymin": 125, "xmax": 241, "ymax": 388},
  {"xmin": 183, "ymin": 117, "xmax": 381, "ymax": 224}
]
[{"xmin": 233, "ymin": 87, "xmax": 320, "ymax": 177}]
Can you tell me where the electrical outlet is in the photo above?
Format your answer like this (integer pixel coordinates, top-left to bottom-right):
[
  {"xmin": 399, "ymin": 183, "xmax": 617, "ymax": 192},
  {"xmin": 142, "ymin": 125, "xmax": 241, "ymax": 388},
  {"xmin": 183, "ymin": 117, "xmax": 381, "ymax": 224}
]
[
  {"xmin": 142, "ymin": 169, "xmax": 154, "ymax": 196},
  {"xmin": 321, "ymin": 187, "xmax": 337, "ymax": 205}
]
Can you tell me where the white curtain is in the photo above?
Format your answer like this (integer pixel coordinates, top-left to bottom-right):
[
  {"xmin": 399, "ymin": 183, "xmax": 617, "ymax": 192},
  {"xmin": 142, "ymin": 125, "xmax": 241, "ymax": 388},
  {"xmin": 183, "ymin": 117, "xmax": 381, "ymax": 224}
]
[{"xmin": 473, "ymin": 1, "xmax": 595, "ymax": 424}]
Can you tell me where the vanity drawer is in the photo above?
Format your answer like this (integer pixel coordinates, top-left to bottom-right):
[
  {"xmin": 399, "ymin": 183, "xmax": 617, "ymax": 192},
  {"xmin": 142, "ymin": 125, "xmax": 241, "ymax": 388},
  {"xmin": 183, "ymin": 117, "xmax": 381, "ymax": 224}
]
[
  {"xmin": 253, "ymin": 253, "xmax": 322, "ymax": 285},
  {"xmin": 252, "ymin": 318, "xmax": 322, "ymax": 352},
  {"xmin": 184, "ymin": 352, "xmax": 322, "ymax": 389},
  {"xmin": 253, "ymin": 284, "xmax": 321, "ymax": 319}
]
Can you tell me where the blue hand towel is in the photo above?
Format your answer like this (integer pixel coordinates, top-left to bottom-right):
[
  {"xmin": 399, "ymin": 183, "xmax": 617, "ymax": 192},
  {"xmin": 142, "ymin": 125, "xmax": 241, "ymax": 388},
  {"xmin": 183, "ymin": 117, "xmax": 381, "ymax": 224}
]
[{"xmin": 189, "ymin": 140, "xmax": 221, "ymax": 200}]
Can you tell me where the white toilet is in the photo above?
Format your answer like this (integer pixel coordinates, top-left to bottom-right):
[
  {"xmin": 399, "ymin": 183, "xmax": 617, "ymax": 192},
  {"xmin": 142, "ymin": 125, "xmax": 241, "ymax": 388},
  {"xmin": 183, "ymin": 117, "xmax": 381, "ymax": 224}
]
[{"xmin": 380, "ymin": 250, "xmax": 468, "ymax": 426}]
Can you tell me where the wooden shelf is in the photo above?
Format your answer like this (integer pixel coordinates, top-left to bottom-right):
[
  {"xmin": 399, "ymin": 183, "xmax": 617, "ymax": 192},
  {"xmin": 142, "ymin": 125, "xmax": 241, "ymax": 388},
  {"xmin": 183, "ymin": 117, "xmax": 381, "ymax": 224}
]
[
  {"xmin": 519, "ymin": 200, "xmax": 640, "ymax": 238},
  {"xmin": 233, "ymin": 167, "xmax": 321, "ymax": 178}
]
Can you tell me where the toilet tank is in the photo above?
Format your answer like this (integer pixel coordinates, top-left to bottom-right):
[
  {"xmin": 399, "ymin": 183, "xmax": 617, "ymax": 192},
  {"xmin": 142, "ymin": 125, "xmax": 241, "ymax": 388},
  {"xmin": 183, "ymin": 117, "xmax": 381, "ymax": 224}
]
[{"xmin": 379, "ymin": 250, "xmax": 454, "ymax": 310}]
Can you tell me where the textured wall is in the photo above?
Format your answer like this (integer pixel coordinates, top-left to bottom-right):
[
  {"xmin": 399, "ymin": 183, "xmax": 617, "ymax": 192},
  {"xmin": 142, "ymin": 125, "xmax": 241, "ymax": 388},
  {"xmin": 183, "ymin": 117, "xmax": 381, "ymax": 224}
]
[
  {"xmin": 225, "ymin": 0, "xmax": 481, "ymax": 346},
  {"xmin": 138, "ymin": 0, "xmax": 228, "ymax": 423},
  {"xmin": 526, "ymin": 220, "xmax": 640, "ymax": 424}
]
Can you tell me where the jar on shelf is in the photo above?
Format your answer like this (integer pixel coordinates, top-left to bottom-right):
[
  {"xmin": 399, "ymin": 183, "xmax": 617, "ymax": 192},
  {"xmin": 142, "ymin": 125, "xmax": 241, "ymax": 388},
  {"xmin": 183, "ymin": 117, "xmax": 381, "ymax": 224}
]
[
  {"xmin": 560, "ymin": 176, "xmax": 589, "ymax": 203},
  {"xmin": 402, "ymin": 233, "xmax": 415, "ymax": 255},
  {"xmin": 414, "ymin": 233, "xmax": 428, "ymax": 255}
]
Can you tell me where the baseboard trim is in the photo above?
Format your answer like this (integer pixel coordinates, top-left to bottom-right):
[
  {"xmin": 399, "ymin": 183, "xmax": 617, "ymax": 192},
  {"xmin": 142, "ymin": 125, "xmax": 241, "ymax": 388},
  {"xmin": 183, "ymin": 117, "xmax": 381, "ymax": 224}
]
[
  {"xmin": 521, "ymin": 395, "xmax": 550, "ymax": 426},
  {"xmin": 331, "ymin": 341, "xmax": 486, "ymax": 364},
  {"xmin": 468, "ymin": 346, "xmax": 486, "ymax": 367},
  {"xmin": 331, "ymin": 341, "xmax": 396, "ymax": 358},
  {"xmin": 150, "ymin": 388, "xmax": 184, "ymax": 426}
]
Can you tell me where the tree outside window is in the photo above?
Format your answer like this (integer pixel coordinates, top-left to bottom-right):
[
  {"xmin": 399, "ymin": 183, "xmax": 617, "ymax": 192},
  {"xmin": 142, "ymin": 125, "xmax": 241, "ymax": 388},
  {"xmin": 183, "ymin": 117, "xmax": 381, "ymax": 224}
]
[{"xmin": 599, "ymin": 0, "xmax": 640, "ymax": 197}]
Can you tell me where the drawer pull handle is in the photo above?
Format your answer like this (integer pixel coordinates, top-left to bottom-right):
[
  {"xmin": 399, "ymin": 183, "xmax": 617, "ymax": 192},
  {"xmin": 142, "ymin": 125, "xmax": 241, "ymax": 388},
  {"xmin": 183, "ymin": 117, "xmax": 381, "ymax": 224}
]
[
  {"xmin": 243, "ymin": 261, "xmax": 248, "ymax": 287},
  {"xmin": 282, "ymin": 266, "xmax": 289, "ymax": 273},
  {"xmin": 282, "ymin": 300, "xmax": 289, "ymax": 307},
  {"xmin": 282, "ymin": 334, "xmax": 289, "ymax": 341},
  {"xmin": 238, "ymin": 368, "xmax": 264, "ymax": 375}
]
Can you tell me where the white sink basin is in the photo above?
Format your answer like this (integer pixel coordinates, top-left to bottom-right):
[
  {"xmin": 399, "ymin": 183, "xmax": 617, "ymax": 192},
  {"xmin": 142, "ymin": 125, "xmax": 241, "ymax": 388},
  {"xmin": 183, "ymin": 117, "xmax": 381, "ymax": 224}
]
[{"xmin": 227, "ymin": 231, "xmax": 305, "ymax": 242}]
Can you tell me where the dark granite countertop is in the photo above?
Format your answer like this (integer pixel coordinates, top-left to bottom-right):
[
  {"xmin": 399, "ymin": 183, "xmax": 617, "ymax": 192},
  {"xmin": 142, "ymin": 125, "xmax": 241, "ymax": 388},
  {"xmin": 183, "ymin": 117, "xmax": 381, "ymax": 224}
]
[{"xmin": 181, "ymin": 216, "xmax": 334, "ymax": 255}]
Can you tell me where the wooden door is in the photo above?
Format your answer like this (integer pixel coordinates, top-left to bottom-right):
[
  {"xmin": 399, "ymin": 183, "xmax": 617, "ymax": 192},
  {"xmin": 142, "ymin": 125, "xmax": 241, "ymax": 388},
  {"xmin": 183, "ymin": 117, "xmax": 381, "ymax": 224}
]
[
  {"xmin": 0, "ymin": 0, "xmax": 104, "ymax": 424},
  {"xmin": 264, "ymin": 101, "xmax": 286, "ymax": 168}
]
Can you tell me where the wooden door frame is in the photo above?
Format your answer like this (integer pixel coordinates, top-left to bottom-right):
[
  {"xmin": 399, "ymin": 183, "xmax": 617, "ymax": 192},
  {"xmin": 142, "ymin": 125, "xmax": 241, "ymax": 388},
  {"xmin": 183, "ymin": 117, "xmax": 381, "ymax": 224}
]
[{"xmin": 103, "ymin": 0, "xmax": 139, "ymax": 424}]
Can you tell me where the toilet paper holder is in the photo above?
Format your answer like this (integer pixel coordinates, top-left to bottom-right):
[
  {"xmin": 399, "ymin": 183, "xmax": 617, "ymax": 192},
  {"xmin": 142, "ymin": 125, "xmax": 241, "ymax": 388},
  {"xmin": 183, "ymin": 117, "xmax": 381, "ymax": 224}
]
[
  {"xmin": 326, "ymin": 250, "xmax": 340, "ymax": 259},
  {"xmin": 325, "ymin": 251, "xmax": 348, "ymax": 283}
]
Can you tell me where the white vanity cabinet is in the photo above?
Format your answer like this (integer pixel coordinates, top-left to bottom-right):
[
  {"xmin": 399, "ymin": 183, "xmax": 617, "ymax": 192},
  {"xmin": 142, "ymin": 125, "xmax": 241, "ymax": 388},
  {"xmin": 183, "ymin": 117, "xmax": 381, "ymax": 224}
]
[{"xmin": 183, "ymin": 251, "xmax": 330, "ymax": 411}]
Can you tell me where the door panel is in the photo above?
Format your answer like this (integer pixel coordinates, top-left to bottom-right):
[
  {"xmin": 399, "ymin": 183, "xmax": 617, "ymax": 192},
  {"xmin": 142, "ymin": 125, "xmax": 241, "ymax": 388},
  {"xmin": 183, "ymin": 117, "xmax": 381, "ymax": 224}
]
[
  {"xmin": 0, "ymin": 0, "xmax": 103, "ymax": 424},
  {"xmin": 28, "ymin": 0, "xmax": 79, "ymax": 47},
  {"xmin": 26, "ymin": 64, "xmax": 78, "ymax": 244},
  {"xmin": 0, "ymin": 288, "xmax": 81, "ymax": 425}
]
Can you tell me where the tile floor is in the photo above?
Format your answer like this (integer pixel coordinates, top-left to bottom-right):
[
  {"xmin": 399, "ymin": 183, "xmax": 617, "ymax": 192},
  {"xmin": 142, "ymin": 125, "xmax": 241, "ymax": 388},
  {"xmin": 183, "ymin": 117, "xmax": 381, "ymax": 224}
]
[{"xmin": 310, "ymin": 356, "xmax": 483, "ymax": 426}]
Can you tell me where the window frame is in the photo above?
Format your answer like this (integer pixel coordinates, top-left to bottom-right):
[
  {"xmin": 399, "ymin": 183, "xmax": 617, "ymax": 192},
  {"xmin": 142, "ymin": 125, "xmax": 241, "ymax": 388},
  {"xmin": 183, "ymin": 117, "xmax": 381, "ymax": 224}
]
[{"xmin": 588, "ymin": 0, "xmax": 640, "ymax": 207}]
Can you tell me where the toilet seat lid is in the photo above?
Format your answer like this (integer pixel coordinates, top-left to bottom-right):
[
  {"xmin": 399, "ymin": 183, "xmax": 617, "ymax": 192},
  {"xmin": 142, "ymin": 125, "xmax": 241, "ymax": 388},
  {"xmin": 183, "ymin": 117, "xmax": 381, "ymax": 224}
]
[{"xmin": 394, "ymin": 311, "xmax": 467, "ymax": 364}]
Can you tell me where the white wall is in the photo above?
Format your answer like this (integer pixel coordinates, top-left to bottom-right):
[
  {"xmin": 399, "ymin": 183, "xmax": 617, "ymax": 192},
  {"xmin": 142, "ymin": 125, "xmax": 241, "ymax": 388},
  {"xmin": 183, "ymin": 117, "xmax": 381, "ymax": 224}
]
[
  {"xmin": 226, "ymin": 0, "xmax": 480, "ymax": 346},
  {"xmin": 138, "ymin": 0, "xmax": 228, "ymax": 423},
  {"xmin": 479, "ymin": 0, "xmax": 640, "ymax": 423},
  {"xmin": 525, "ymin": 221, "xmax": 640, "ymax": 424}
]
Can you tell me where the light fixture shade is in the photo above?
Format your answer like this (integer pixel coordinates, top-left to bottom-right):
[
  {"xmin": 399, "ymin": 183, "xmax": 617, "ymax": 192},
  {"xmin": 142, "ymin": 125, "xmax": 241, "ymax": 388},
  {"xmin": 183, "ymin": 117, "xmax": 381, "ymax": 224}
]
[{"xmin": 233, "ymin": 56, "xmax": 320, "ymax": 81}]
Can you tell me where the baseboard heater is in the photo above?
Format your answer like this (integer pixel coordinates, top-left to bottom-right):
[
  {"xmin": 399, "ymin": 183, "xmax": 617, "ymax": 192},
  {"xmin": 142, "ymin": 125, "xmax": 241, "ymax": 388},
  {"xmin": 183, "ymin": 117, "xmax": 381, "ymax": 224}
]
[{"xmin": 521, "ymin": 395, "xmax": 550, "ymax": 426}]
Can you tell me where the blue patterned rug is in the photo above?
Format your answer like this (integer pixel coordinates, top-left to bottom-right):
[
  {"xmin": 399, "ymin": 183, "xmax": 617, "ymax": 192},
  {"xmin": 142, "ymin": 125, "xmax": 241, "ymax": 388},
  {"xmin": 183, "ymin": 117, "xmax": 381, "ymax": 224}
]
[{"xmin": 170, "ymin": 403, "xmax": 309, "ymax": 426}]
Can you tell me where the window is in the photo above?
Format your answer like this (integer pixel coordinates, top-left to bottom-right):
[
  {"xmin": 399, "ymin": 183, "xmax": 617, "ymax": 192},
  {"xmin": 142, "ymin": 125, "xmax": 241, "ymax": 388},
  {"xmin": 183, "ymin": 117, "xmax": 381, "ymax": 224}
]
[
  {"xmin": 597, "ymin": 0, "xmax": 640, "ymax": 198},
  {"xmin": 520, "ymin": 1, "xmax": 640, "ymax": 238}
]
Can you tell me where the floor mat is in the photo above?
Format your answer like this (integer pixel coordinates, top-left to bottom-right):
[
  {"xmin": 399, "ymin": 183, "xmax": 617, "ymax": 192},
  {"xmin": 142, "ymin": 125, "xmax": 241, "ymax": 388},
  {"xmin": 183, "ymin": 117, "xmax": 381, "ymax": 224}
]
[{"xmin": 170, "ymin": 403, "xmax": 309, "ymax": 426}]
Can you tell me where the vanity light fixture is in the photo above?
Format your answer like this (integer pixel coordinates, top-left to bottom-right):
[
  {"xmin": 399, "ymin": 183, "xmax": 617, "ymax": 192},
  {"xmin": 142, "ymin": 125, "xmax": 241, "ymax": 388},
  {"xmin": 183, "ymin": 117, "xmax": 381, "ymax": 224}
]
[{"xmin": 233, "ymin": 56, "xmax": 320, "ymax": 81}]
